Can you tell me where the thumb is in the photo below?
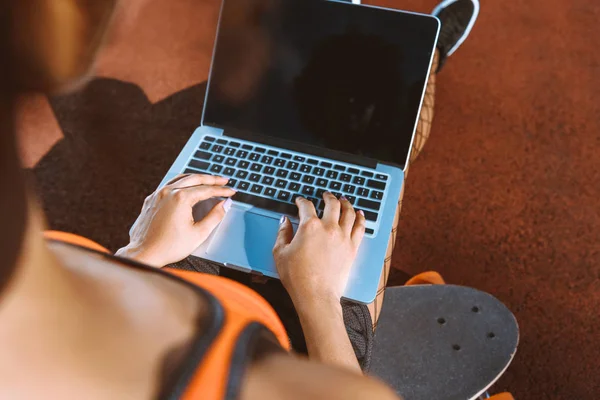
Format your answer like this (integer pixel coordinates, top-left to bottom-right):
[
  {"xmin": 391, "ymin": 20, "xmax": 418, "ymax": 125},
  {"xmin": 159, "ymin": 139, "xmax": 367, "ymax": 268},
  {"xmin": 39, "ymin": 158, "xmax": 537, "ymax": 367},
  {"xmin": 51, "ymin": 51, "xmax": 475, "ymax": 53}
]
[
  {"xmin": 273, "ymin": 215, "xmax": 293, "ymax": 255},
  {"xmin": 193, "ymin": 198, "xmax": 231, "ymax": 241}
]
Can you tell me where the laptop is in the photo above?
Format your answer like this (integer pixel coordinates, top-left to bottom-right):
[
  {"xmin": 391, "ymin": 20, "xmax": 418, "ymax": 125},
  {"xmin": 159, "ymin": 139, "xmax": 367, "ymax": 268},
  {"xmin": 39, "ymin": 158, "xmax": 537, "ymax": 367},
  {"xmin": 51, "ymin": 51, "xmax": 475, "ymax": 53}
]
[{"xmin": 158, "ymin": 0, "xmax": 440, "ymax": 303}]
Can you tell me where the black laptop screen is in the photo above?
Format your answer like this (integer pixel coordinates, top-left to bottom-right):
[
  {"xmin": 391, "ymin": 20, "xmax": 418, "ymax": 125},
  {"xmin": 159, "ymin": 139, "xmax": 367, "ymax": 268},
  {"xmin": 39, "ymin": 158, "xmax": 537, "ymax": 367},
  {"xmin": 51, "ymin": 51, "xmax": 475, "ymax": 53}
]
[{"xmin": 203, "ymin": 0, "xmax": 439, "ymax": 168}]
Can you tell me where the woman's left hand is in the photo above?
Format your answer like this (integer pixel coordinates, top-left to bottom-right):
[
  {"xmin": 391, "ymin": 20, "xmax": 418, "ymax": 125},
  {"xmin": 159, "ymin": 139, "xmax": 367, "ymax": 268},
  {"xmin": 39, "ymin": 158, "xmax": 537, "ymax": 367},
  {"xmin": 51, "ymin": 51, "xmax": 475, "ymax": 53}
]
[{"xmin": 116, "ymin": 174, "xmax": 235, "ymax": 267}]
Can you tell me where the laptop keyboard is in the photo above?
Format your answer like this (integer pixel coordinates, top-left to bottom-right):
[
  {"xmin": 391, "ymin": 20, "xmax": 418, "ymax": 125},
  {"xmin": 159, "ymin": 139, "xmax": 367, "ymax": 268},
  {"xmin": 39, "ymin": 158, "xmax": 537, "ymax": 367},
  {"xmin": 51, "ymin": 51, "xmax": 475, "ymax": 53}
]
[{"xmin": 184, "ymin": 136, "xmax": 389, "ymax": 234}]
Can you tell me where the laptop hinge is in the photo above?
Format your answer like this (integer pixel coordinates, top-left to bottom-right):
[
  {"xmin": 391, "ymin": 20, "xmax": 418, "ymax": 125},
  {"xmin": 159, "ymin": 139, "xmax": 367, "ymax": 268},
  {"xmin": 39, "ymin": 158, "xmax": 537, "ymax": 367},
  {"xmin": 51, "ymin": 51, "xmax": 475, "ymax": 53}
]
[{"xmin": 223, "ymin": 127, "xmax": 378, "ymax": 169}]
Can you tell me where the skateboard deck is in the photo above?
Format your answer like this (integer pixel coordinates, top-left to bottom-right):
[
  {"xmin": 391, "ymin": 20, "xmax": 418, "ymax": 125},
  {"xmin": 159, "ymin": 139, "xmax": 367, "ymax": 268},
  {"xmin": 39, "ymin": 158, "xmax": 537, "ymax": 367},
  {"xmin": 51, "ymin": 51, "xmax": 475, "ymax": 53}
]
[{"xmin": 369, "ymin": 284, "xmax": 518, "ymax": 400}]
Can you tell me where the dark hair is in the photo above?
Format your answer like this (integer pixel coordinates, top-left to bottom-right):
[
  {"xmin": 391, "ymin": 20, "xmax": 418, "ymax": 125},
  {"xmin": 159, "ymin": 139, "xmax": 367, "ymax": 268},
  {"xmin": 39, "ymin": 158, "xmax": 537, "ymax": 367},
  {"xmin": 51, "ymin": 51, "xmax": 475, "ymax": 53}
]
[
  {"xmin": 0, "ymin": 3, "xmax": 28, "ymax": 294},
  {"xmin": 0, "ymin": 0, "xmax": 118, "ymax": 295}
]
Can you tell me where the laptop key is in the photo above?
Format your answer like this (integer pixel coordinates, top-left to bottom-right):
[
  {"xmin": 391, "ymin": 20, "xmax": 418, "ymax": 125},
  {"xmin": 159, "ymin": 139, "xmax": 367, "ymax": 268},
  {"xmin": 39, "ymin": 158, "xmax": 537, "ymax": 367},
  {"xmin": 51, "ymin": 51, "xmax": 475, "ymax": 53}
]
[
  {"xmin": 361, "ymin": 170, "xmax": 374, "ymax": 177},
  {"xmin": 261, "ymin": 156, "xmax": 274, "ymax": 164},
  {"xmin": 276, "ymin": 169, "xmax": 288, "ymax": 178},
  {"xmin": 300, "ymin": 165, "xmax": 312, "ymax": 173},
  {"xmin": 264, "ymin": 166, "xmax": 276, "ymax": 175},
  {"xmin": 223, "ymin": 167, "xmax": 236, "ymax": 176},
  {"xmin": 232, "ymin": 192, "xmax": 298, "ymax": 216},
  {"xmin": 290, "ymin": 172, "xmax": 301, "ymax": 181},
  {"xmin": 267, "ymin": 150, "xmax": 279, "ymax": 156},
  {"xmin": 224, "ymin": 147, "xmax": 236, "ymax": 156},
  {"xmin": 250, "ymin": 184, "xmax": 263, "ymax": 194},
  {"xmin": 367, "ymin": 179, "xmax": 386, "ymax": 190},
  {"xmin": 216, "ymin": 139, "xmax": 228, "ymax": 145},
  {"xmin": 376, "ymin": 174, "xmax": 388, "ymax": 181},
  {"xmin": 249, "ymin": 153, "xmax": 261, "ymax": 161},
  {"xmin": 365, "ymin": 228, "xmax": 375, "ymax": 235},
  {"xmin": 307, "ymin": 197, "xmax": 319, "ymax": 207},
  {"xmin": 326, "ymin": 170, "xmax": 338, "ymax": 179},
  {"xmin": 346, "ymin": 195, "xmax": 356, "ymax": 205},
  {"xmin": 238, "ymin": 160, "xmax": 250, "ymax": 169},
  {"xmin": 188, "ymin": 159, "xmax": 209, "ymax": 170},
  {"xmin": 242, "ymin": 144, "xmax": 253, "ymax": 150},
  {"xmin": 294, "ymin": 155, "xmax": 306, "ymax": 162},
  {"xmin": 371, "ymin": 191, "xmax": 384, "ymax": 200},
  {"xmin": 316, "ymin": 178, "xmax": 328, "ymax": 187},
  {"xmin": 213, "ymin": 155, "xmax": 225, "ymax": 163},
  {"xmin": 235, "ymin": 170, "xmax": 248, "ymax": 179},
  {"xmin": 265, "ymin": 187, "xmax": 277, "ymax": 197},
  {"xmin": 194, "ymin": 150, "xmax": 212, "ymax": 160},
  {"xmin": 275, "ymin": 179, "xmax": 287, "ymax": 188},
  {"xmin": 329, "ymin": 181, "xmax": 342, "ymax": 190},
  {"xmin": 307, "ymin": 159, "xmax": 319, "ymax": 165},
  {"xmin": 358, "ymin": 198, "xmax": 381, "ymax": 211},
  {"xmin": 288, "ymin": 182, "xmax": 301, "ymax": 191},
  {"xmin": 334, "ymin": 165, "xmax": 346, "ymax": 171},
  {"xmin": 358, "ymin": 209, "xmax": 378, "ymax": 222},
  {"xmin": 238, "ymin": 181, "xmax": 250, "ymax": 191},
  {"xmin": 205, "ymin": 136, "xmax": 216, "ymax": 142},
  {"xmin": 348, "ymin": 168, "xmax": 359, "ymax": 174},
  {"xmin": 230, "ymin": 142, "xmax": 241, "ymax": 148},
  {"xmin": 236, "ymin": 150, "xmax": 248, "ymax": 158},
  {"xmin": 357, "ymin": 187, "xmax": 369, "ymax": 197},
  {"xmin": 225, "ymin": 158, "xmax": 237, "ymax": 166},
  {"xmin": 317, "ymin": 199, "xmax": 325, "ymax": 210},
  {"xmin": 274, "ymin": 159, "xmax": 286, "ymax": 167},
  {"xmin": 226, "ymin": 178, "xmax": 237, "ymax": 188},
  {"xmin": 302, "ymin": 186, "xmax": 315, "ymax": 196},
  {"xmin": 250, "ymin": 163, "xmax": 263, "ymax": 172},
  {"xmin": 286, "ymin": 161, "xmax": 299, "ymax": 170},
  {"xmin": 281, "ymin": 153, "xmax": 292, "ymax": 159},
  {"xmin": 211, "ymin": 145, "xmax": 224, "ymax": 153},
  {"xmin": 316, "ymin": 188, "xmax": 326, "ymax": 198},
  {"xmin": 320, "ymin": 161, "xmax": 332, "ymax": 168},
  {"xmin": 277, "ymin": 191, "xmax": 291, "ymax": 201},
  {"xmin": 255, "ymin": 147, "xmax": 266, "ymax": 153},
  {"xmin": 313, "ymin": 167, "xmax": 325, "ymax": 176},
  {"xmin": 332, "ymin": 192, "xmax": 342, "ymax": 199},
  {"xmin": 199, "ymin": 141, "xmax": 211, "ymax": 150},
  {"xmin": 342, "ymin": 184, "xmax": 356, "ymax": 194},
  {"xmin": 262, "ymin": 176, "xmax": 274, "ymax": 185},
  {"xmin": 302, "ymin": 175, "xmax": 315, "ymax": 184},
  {"xmin": 353, "ymin": 176, "xmax": 365, "ymax": 185},
  {"xmin": 340, "ymin": 173, "xmax": 351, "ymax": 182},
  {"xmin": 249, "ymin": 173, "xmax": 261, "ymax": 182}
]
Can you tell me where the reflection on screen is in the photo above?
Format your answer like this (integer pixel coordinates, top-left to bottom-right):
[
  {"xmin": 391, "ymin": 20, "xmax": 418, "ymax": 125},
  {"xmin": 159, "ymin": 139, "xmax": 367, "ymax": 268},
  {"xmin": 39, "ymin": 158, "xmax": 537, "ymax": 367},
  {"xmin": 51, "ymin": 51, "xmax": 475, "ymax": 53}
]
[{"xmin": 203, "ymin": 0, "xmax": 438, "ymax": 167}]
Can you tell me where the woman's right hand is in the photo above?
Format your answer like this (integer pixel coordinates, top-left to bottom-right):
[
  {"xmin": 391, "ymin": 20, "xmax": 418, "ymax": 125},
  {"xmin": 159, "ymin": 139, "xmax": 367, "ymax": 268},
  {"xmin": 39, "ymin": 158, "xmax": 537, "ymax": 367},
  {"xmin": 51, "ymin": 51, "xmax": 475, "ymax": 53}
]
[
  {"xmin": 116, "ymin": 174, "xmax": 235, "ymax": 267},
  {"xmin": 272, "ymin": 193, "xmax": 366, "ymax": 310}
]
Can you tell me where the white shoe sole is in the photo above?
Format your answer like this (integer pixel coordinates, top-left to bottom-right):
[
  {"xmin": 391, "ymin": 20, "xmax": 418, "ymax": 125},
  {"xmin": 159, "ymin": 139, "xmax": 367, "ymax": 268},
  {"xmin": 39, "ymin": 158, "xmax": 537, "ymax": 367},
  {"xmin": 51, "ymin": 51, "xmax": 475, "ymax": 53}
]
[{"xmin": 432, "ymin": 0, "xmax": 480, "ymax": 56}]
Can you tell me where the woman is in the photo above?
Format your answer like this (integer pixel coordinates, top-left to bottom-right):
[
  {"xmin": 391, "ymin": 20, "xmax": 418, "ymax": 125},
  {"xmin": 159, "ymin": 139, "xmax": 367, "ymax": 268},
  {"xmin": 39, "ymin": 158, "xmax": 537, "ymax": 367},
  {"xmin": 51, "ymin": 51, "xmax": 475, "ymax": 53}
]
[{"xmin": 0, "ymin": 0, "xmax": 479, "ymax": 398}]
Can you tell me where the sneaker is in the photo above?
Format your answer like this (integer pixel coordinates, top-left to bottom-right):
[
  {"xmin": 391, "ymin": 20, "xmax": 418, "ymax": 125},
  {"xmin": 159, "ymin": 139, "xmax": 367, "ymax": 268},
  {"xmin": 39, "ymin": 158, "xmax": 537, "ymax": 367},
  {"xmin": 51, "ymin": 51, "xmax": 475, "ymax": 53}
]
[{"xmin": 432, "ymin": 0, "xmax": 480, "ymax": 70}]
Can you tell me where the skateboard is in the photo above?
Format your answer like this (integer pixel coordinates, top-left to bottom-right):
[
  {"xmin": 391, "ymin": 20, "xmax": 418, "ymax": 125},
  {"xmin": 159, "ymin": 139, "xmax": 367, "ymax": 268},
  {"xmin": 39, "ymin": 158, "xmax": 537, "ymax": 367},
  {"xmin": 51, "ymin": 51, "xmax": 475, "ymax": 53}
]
[{"xmin": 369, "ymin": 284, "xmax": 518, "ymax": 400}]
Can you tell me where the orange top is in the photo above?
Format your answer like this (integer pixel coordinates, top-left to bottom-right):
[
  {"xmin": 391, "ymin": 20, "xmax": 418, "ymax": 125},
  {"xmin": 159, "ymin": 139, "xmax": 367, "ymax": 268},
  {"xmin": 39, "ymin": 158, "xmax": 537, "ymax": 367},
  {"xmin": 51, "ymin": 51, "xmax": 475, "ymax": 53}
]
[
  {"xmin": 43, "ymin": 231, "xmax": 290, "ymax": 400},
  {"xmin": 44, "ymin": 231, "xmax": 111, "ymax": 253},
  {"xmin": 165, "ymin": 268, "xmax": 290, "ymax": 400}
]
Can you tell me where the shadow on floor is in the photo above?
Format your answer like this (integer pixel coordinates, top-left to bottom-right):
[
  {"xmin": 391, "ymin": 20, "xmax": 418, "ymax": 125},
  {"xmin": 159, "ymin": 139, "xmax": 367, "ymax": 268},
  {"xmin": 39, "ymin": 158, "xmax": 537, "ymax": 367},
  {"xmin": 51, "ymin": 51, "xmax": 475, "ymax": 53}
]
[{"xmin": 32, "ymin": 78, "xmax": 208, "ymax": 251}]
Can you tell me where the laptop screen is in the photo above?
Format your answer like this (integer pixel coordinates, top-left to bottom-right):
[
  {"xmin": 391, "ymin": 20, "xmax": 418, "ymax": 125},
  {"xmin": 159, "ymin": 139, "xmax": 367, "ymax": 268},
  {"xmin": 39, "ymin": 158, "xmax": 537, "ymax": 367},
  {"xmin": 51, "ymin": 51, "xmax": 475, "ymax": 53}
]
[{"xmin": 203, "ymin": 0, "xmax": 439, "ymax": 168}]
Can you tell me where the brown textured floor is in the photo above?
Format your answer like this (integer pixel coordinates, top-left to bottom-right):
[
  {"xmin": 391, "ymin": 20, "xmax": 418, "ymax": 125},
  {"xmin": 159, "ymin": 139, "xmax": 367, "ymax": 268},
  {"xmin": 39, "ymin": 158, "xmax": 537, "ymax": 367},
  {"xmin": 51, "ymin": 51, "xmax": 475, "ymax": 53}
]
[{"xmin": 19, "ymin": 0, "xmax": 600, "ymax": 398}]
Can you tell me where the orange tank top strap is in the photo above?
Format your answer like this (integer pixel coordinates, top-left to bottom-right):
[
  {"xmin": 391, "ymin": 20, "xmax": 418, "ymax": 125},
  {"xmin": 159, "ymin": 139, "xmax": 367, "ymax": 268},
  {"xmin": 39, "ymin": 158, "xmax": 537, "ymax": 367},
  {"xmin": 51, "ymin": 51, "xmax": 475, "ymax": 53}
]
[
  {"xmin": 164, "ymin": 268, "xmax": 290, "ymax": 400},
  {"xmin": 43, "ymin": 230, "xmax": 110, "ymax": 253}
]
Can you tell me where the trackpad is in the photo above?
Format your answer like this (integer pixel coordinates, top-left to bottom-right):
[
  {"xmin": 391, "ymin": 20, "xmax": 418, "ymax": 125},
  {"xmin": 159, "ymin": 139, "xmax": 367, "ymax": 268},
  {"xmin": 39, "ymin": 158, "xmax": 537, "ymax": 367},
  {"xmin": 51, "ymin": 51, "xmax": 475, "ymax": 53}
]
[{"xmin": 206, "ymin": 209, "xmax": 294, "ymax": 277}]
